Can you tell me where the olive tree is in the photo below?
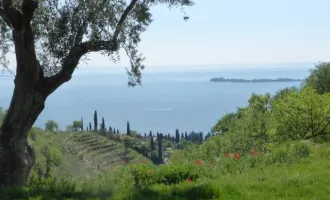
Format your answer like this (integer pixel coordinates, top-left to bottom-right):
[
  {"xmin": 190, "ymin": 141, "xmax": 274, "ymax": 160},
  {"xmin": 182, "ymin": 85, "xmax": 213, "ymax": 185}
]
[
  {"xmin": 44, "ymin": 119, "xmax": 58, "ymax": 132},
  {"xmin": 0, "ymin": 0, "xmax": 194, "ymax": 187}
]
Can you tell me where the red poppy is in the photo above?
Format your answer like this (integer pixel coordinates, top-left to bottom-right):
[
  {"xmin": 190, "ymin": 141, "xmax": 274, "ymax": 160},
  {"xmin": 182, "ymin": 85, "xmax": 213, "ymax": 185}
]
[
  {"xmin": 121, "ymin": 160, "xmax": 126, "ymax": 165},
  {"xmin": 225, "ymin": 153, "xmax": 231, "ymax": 158},
  {"xmin": 233, "ymin": 152, "xmax": 241, "ymax": 160},
  {"xmin": 195, "ymin": 160, "xmax": 201, "ymax": 165},
  {"xmin": 251, "ymin": 150, "xmax": 259, "ymax": 156},
  {"xmin": 186, "ymin": 178, "xmax": 192, "ymax": 183}
]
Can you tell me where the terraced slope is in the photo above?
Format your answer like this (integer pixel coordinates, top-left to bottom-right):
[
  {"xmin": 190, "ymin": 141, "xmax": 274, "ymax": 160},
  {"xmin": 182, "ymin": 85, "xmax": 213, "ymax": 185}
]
[{"xmin": 55, "ymin": 132, "xmax": 148, "ymax": 179}]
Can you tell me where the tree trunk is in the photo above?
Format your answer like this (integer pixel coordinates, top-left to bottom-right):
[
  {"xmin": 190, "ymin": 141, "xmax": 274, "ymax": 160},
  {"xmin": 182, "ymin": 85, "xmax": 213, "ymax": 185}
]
[
  {"xmin": 0, "ymin": 83, "xmax": 46, "ymax": 187},
  {"xmin": 0, "ymin": 25, "xmax": 46, "ymax": 187}
]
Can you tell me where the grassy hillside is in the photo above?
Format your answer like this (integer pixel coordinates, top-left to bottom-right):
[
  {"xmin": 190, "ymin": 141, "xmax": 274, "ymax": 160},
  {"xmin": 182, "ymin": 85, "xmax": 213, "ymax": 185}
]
[
  {"xmin": 2, "ymin": 140, "xmax": 330, "ymax": 200},
  {"xmin": 58, "ymin": 132, "xmax": 148, "ymax": 178},
  {"xmin": 26, "ymin": 128, "xmax": 150, "ymax": 181}
]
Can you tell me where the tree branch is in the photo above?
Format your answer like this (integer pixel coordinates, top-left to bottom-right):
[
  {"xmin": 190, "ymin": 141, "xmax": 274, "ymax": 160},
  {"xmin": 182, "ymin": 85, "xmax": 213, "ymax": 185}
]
[
  {"xmin": 21, "ymin": 0, "xmax": 38, "ymax": 24},
  {"xmin": 113, "ymin": 0, "xmax": 138, "ymax": 39},
  {"xmin": 0, "ymin": 0, "xmax": 23, "ymax": 29},
  {"xmin": 40, "ymin": 0, "xmax": 139, "ymax": 96}
]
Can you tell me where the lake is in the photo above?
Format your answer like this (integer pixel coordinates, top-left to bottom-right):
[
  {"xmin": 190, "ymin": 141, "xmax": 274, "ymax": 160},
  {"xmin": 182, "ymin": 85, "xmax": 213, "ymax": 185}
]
[{"xmin": 0, "ymin": 64, "xmax": 311, "ymax": 134}]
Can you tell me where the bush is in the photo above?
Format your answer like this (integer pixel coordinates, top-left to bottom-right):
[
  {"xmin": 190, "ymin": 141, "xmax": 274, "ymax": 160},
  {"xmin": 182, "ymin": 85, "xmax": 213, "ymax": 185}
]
[
  {"xmin": 266, "ymin": 142, "xmax": 311, "ymax": 164},
  {"xmin": 130, "ymin": 163, "xmax": 201, "ymax": 187}
]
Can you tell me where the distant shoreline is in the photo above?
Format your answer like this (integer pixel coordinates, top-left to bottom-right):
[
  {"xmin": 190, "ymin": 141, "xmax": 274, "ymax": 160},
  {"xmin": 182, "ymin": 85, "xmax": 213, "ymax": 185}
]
[{"xmin": 210, "ymin": 77, "xmax": 303, "ymax": 83}]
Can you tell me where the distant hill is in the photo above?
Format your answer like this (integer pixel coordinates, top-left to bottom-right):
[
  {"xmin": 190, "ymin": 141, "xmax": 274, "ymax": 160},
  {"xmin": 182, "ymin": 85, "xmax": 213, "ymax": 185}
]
[{"xmin": 210, "ymin": 77, "xmax": 303, "ymax": 83}]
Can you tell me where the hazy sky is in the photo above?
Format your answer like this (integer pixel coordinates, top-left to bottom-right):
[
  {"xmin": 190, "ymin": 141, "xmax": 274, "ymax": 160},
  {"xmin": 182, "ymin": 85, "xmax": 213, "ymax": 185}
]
[
  {"xmin": 4, "ymin": 0, "xmax": 330, "ymax": 69},
  {"xmin": 82, "ymin": 0, "xmax": 330, "ymax": 68}
]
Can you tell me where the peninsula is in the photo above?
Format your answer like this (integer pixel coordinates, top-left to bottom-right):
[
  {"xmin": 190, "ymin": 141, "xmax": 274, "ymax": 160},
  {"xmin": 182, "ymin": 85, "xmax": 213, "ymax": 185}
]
[{"xmin": 210, "ymin": 77, "xmax": 303, "ymax": 83}]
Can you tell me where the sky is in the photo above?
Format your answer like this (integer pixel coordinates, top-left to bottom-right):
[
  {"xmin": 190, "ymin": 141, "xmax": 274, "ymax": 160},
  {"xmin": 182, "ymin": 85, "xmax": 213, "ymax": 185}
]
[
  {"xmin": 3, "ymin": 0, "xmax": 330, "ymax": 69},
  {"xmin": 81, "ymin": 0, "xmax": 330, "ymax": 68}
]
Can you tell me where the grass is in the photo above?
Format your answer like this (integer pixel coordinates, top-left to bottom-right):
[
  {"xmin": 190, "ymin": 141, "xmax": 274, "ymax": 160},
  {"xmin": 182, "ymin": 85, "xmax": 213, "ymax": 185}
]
[
  {"xmin": 3, "ymin": 156, "xmax": 330, "ymax": 200},
  {"xmin": 3, "ymin": 129, "xmax": 330, "ymax": 199}
]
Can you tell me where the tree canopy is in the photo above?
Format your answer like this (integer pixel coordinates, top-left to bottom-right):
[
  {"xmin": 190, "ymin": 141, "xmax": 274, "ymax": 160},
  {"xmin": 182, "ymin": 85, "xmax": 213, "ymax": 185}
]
[
  {"xmin": 304, "ymin": 62, "xmax": 330, "ymax": 94},
  {"xmin": 44, "ymin": 119, "xmax": 59, "ymax": 132},
  {"xmin": 0, "ymin": 0, "xmax": 193, "ymax": 87}
]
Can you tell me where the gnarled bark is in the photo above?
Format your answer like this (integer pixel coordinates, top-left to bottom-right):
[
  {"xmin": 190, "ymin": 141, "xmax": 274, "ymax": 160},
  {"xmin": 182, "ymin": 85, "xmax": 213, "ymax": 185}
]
[
  {"xmin": 0, "ymin": 0, "xmax": 45, "ymax": 187},
  {"xmin": 0, "ymin": 86, "xmax": 45, "ymax": 187}
]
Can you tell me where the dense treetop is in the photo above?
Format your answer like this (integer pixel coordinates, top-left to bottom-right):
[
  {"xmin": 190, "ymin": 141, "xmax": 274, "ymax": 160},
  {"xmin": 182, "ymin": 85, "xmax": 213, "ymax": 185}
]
[{"xmin": 0, "ymin": 0, "xmax": 193, "ymax": 86}]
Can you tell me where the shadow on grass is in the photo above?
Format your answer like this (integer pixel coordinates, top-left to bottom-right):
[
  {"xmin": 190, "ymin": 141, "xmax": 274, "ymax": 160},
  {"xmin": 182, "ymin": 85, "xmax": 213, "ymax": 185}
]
[
  {"xmin": 120, "ymin": 182, "xmax": 226, "ymax": 200},
  {"xmin": 0, "ymin": 187, "xmax": 113, "ymax": 200}
]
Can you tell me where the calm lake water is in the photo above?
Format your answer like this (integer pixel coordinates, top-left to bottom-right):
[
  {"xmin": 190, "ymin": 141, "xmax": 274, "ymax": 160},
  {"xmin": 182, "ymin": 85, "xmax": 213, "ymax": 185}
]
[{"xmin": 0, "ymin": 64, "xmax": 311, "ymax": 134}]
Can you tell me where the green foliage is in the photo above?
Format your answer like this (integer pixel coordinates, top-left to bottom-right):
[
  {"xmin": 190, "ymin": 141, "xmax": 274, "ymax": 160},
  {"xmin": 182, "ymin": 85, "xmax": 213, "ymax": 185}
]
[
  {"xmin": 304, "ymin": 62, "xmax": 330, "ymax": 94},
  {"xmin": 44, "ymin": 120, "xmax": 59, "ymax": 132},
  {"xmin": 204, "ymin": 93, "xmax": 273, "ymax": 159},
  {"xmin": 115, "ymin": 163, "xmax": 201, "ymax": 188},
  {"xmin": 28, "ymin": 128, "xmax": 64, "ymax": 178},
  {"xmin": 265, "ymin": 141, "xmax": 311, "ymax": 164},
  {"xmin": 0, "ymin": 106, "xmax": 5, "ymax": 121},
  {"xmin": 166, "ymin": 141, "xmax": 172, "ymax": 148},
  {"xmin": 272, "ymin": 87, "xmax": 330, "ymax": 140},
  {"xmin": 66, "ymin": 124, "xmax": 74, "ymax": 131},
  {"xmin": 71, "ymin": 120, "xmax": 83, "ymax": 131},
  {"xmin": 212, "ymin": 112, "xmax": 237, "ymax": 134},
  {"xmin": 272, "ymin": 86, "xmax": 300, "ymax": 101}
]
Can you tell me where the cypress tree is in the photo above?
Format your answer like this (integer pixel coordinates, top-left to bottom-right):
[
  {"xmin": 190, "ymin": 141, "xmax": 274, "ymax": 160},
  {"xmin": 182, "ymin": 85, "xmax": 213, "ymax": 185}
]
[
  {"xmin": 181, "ymin": 132, "xmax": 184, "ymax": 140},
  {"xmin": 199, "ymin": 132, "xmax": 204, "ymax": 143},
  {"xmin": 158, "ymin": 133, "xmax": 164, "ymax": 163},
  {"xmin": 144, "ymin": 133, "xmax": 147, "ymax": 138},
  {"xmin": 113, "ymin": 128, "xmax": 116, "ymax": 133},
  {"xmin": 175, "ymin": 129, "xmax": 180, "ymax": 143},
  {"xmin": 89, "ymin": 122, "xmax": 92, "ymax": 132},
  {"xmin": 150, "ymin": 136, "xmax": 155, "ymax": 151},
  {"xmin": 127, "ymin": 121, "xmax": 131, "ymax": 136},
  {"xmin": 117, "ymin": 129, "xmax": 119, "ymax": 134},
  {"xmin": 94, "ymin": 110, "xmax": 98, "ymax": 131},
  {"xmin": 149, "ymin": 131, "xmax": 152, "ymax": 137},
  {"xmin": 101, "ymin": 117, "xmax": 105, "ymax": 132},
  {"xmin": 109, "ymin": 126, "xmax": 112, "ymax": 133},
  {"xmin": 81, "ymin": 117, "xmax": 84, "ymax": 131}
]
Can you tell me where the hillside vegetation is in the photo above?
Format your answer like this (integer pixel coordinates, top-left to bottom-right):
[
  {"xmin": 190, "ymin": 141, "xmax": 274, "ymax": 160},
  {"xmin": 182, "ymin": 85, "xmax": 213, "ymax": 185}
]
[{"xmin": 2, "ymin": 62, "xmax": 330, "ymax": 199}]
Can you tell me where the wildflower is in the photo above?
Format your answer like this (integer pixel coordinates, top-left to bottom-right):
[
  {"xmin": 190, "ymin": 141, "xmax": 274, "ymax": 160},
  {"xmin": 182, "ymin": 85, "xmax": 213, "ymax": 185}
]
[
  {"xmin": 210, "ymin": 162, "xmax": 215, "ymax": 167},
  {"xmin": 141, "ymin": 160, "xmax": 147, "ymax": 164},
  {"xmin": 225, "ymin": 153, "xmax": 230, "ymax": 158},
  {"xmin": 121, "ymin": 160, "xmax": 126, "ymax": 165},
  {"xmin": 186, "ymin": 178, "xmax": 192, "ymax": 183},
  {"xmin": 112, "ymin": 167, "xmax": 116, "ymax": 172},
  {"xmin": 195, "ymin": 160, "xmax": 204, "ymax": 165},
  {"xmin": 233, "ymin": 152, "xmax": 241, "ymax": 160},
  {"xmin": 251, "ymin": 150, "xmax": 259, "ymax": 156},
  {"xmin": 147, "ymin": 169, "xmax": 152, "ymax": 175}
]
